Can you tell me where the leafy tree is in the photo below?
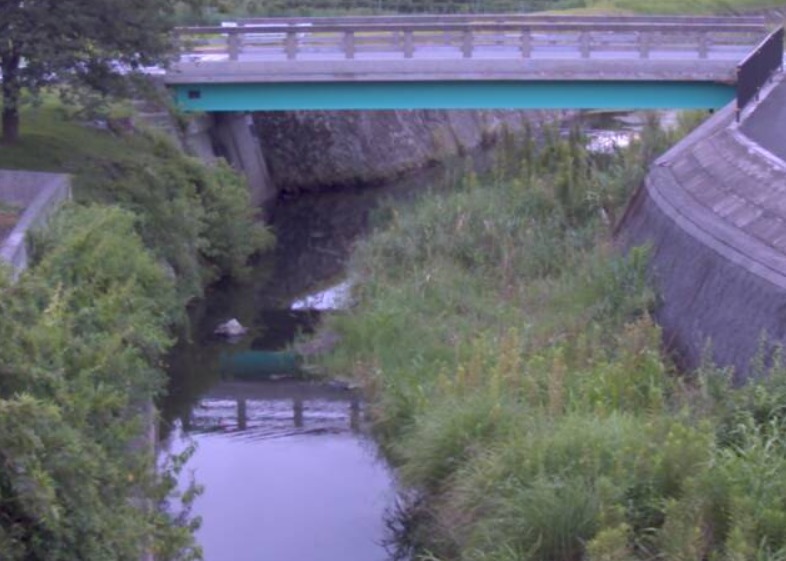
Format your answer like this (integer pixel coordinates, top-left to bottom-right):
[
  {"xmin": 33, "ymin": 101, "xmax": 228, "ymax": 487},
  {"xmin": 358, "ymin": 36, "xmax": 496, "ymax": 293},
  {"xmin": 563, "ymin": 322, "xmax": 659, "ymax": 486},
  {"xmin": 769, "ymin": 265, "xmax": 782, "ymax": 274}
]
[{"xmin": 0, "ymin": 0, "xmax": 187, "ymax": 144}]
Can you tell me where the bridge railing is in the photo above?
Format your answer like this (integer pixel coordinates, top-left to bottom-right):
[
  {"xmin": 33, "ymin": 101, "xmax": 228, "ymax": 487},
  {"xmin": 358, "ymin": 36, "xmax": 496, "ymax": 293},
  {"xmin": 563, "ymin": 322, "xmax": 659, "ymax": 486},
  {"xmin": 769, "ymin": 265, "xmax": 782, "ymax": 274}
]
[
  {"xmin": 175, "ymin": 19, "xmax": 767, "ymax": 62},
  {"xmin": 228, "ymin": 14, "xmax": 768, "ymax": 26},
  {"xmin": 736, "ymin": 25, "xmax": 784, "ymax": 118}
]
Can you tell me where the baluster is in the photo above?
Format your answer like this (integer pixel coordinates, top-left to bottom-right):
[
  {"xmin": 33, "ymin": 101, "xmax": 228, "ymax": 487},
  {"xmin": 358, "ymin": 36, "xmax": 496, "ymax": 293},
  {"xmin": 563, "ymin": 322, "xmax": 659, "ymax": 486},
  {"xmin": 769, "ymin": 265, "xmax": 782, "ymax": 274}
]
[
  {"xmin": 228, "ymin": 32, "xmax": 240, "ymax": 61},
  {"xmin": 520, "ymin": 28, "xmax": 531, "ymax": 58},
  {"xmin": 343, "ymin": 30, "xmax": 356, "ymax": 59},
  {"xmin": 698, "ymin": 32, "xmax": 709, "ymax": 59},
  {"xmin": 403, "ymin": 30, "xmax": 414, "ymax": 58},
  {"xmin": 579, "ymin": 30, "xmax": 591, "ymax": 58},
  {"xmin": 286, "ymin": 30, "xmax": 298, "ymax": 60},
  {"xmin": 462, "ymin": 28, "xmax": 473, "ymax": 58},
  {"xmin": 638, "ymin": 31, "xmax": 650, "ymax": 59}
]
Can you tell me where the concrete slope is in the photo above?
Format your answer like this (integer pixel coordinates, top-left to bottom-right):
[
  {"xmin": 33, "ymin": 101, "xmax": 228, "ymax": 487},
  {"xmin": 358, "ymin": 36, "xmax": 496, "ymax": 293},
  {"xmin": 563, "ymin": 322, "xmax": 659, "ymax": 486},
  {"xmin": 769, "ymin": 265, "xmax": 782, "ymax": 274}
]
[{"xmin": 618, "ymin": 78, "xmax": 786, "ymax": 380}]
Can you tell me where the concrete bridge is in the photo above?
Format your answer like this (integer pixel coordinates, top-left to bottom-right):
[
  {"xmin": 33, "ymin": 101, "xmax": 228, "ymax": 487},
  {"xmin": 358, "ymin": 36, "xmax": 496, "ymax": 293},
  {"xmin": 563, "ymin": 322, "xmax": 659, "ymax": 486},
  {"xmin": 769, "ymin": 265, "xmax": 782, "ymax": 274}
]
[{"xmin": 166, "ymin": 14, "xmax": 777, "ymax": 112}]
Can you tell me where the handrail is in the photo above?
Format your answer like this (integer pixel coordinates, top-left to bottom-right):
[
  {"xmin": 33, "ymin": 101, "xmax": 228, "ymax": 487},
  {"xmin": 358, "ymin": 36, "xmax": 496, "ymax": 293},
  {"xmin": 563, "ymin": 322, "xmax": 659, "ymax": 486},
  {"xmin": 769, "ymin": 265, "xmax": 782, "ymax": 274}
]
[
  {"xmin": 736, "ymin": 25, "xmax": 784, "ymax": 119},
  {"xmin": 229, "ymin": 14, "xmax": 768, "ymax": 26},
  {"xmin": 175, "ymin": 19, "xmax": 767, "ymax": 63}
]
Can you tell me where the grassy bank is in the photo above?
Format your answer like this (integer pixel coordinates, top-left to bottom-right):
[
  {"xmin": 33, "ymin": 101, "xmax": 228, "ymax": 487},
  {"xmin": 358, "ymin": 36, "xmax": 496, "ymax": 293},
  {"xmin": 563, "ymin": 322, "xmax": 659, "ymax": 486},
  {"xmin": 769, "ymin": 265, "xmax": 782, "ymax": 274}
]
[
  {"xmin": 0, "ymin": 103, "xmax": 270, "ymax": 559},
  {"xmin": 323, "ymin": 118, "xmax": 786, "ymax": 561},
  {"xmin": 185, "ymin": 0, "xmax": 785, "ymax": 20}
]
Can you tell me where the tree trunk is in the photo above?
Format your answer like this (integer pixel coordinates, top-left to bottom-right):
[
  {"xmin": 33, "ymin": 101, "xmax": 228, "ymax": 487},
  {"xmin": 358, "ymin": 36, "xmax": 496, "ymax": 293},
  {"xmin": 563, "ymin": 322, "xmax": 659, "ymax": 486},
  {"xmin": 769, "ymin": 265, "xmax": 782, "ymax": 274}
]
[
  {"xmin": 1, "ymin": 49, "xmax": 22, "ymax": 145},
  {"xmin": 2, "ymin": 108, "xmax": 20, "ymax": 145}
]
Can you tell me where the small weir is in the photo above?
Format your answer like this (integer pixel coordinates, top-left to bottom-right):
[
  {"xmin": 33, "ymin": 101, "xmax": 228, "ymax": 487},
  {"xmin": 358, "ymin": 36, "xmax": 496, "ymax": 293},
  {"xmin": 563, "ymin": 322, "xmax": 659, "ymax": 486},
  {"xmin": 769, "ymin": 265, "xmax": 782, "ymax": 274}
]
[{"xmin": 158, "ymin": 111, "xmax": 646, "ymax": 560}]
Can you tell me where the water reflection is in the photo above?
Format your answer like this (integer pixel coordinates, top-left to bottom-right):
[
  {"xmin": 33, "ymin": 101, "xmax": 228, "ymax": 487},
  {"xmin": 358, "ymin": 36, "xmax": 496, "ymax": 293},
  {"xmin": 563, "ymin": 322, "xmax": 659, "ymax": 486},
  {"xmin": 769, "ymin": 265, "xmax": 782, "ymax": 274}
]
[
  {"xmin": 179, "ymin": 380, "xmax": 362, "ymax": 437},
  {"xmin": 163, "ymin": 380, "xmax": 395, "ymax": 561}
]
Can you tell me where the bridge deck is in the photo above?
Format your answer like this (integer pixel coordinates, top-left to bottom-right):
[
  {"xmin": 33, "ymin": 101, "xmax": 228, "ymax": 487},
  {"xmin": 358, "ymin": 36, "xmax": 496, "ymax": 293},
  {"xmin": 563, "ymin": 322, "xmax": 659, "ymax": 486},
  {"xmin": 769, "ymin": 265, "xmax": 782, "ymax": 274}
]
[{"xmin": 165, "ymin": 16, "xmax": 773, "ymax": 111}]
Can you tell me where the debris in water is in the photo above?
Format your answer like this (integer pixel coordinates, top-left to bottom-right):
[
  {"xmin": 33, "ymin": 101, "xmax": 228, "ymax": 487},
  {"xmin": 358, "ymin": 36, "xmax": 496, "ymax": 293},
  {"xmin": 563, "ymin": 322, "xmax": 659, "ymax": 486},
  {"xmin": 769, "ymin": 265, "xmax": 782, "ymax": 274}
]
[{"xmin": 214, "ymin": 318, "xmax": 248, "ymax": 337}]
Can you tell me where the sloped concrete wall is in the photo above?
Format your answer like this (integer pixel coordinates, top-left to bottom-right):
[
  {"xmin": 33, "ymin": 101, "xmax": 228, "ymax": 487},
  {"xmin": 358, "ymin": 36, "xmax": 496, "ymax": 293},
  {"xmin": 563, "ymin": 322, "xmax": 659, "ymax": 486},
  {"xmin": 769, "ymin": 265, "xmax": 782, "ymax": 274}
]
[{"xmin": 617, "ymin": 101, "xmax": 786, "ymax": 381}]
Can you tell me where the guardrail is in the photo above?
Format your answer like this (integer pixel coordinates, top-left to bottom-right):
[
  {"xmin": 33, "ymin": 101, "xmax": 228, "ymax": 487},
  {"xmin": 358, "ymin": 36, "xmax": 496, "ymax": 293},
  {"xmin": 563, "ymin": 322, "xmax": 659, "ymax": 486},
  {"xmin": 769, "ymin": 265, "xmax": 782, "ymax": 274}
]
[
  {"xmin": 175, "ymin": 18, "xmax": 766, "ymax": 62},
  {"xmin": 736, "ymin": 25, "xmax": 784, "ymax": 119}
]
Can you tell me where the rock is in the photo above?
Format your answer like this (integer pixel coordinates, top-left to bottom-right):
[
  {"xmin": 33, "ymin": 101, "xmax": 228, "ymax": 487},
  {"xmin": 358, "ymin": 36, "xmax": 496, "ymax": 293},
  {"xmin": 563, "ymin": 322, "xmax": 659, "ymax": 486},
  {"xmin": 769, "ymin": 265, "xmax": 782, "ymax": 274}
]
[
  {"xmin": 253, "ymin": 109, "xmax": 568, "ymax": 193},
  {"xmin": 214, "ymin": 318, "xmax": 248, "ymax": 337}
]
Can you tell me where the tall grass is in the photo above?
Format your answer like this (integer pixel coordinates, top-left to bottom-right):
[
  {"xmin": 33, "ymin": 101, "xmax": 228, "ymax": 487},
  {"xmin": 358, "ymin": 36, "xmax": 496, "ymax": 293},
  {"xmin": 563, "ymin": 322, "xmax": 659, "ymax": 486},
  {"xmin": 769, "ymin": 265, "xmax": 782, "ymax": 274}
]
[{"xmin": 324, "ymin": 115, "xmax": 786, "ymax": 561}]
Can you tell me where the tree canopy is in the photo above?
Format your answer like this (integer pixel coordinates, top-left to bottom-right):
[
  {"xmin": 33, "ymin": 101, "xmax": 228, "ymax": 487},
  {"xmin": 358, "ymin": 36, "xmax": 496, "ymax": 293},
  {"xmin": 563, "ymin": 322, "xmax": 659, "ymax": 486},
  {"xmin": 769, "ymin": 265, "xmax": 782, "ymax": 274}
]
[{"xmin": 0, "ymin": 0, "xmax": 184, "ymax": 143}]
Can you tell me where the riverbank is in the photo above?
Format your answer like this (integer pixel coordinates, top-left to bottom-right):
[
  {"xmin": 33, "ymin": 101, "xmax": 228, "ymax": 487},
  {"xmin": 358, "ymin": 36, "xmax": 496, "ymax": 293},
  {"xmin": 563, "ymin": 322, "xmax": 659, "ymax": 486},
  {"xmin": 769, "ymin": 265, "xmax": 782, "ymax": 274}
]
[
  {"xmin": 0, "ymin": 101, "xmax": 269, "ymax": 560},
  {"xmin": 322, "ymin": 117, "xmax": 786, "ymax": 560}
]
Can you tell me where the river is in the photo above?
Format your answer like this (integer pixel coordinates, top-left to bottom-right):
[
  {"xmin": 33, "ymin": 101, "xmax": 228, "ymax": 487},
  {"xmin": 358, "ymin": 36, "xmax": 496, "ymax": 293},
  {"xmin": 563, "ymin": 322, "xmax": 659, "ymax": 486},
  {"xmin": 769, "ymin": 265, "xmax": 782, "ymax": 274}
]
[{"xmin": 158, "ymin": 111, "xmax": 646, "ymax": 561}]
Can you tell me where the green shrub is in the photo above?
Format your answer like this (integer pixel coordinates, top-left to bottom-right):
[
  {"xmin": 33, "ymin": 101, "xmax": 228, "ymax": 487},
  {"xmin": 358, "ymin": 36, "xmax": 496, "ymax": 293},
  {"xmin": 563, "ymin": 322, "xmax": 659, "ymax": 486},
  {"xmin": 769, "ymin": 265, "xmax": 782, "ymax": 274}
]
[{"xmin": 318, "ymin": 111, "xmax": 786, "ymax": 561}]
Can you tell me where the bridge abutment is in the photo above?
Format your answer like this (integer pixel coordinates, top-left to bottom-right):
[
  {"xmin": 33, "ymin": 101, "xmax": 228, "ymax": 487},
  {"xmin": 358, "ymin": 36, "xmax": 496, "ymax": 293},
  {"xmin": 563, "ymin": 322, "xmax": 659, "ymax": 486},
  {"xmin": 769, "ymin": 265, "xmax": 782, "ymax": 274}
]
[{"xmin": 183, "ymin": 112, "xmax": 277, "ymax": 209}]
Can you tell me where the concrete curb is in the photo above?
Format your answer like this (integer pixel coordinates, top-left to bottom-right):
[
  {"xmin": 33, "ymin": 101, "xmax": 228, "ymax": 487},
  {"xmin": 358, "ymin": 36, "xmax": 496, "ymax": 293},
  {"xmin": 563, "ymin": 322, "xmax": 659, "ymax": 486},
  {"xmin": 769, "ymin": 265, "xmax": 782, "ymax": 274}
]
[{"xmin": 0, "ymin": 170, "xmax": 72, "ymax": 279}]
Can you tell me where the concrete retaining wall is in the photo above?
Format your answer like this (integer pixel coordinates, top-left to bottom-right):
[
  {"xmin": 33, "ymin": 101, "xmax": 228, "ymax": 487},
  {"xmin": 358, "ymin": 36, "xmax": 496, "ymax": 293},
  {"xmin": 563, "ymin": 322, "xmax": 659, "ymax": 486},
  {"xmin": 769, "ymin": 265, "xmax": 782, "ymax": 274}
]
[
  {"xmin": 617, "ymin": 99, "xmax": 786, "ymax": 381},
  {"xmin": 0, "ymin": 170, "xmax": 71, "ymax": 279}
]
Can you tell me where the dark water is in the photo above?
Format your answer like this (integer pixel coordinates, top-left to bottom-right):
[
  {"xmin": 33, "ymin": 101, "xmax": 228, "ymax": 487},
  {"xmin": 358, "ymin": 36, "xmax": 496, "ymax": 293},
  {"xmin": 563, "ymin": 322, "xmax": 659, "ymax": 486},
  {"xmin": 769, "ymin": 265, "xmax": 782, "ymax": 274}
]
[
  {"xmin": 159, "ymin": 111, "xmax": 645, "ymax": 561},
  {"xmin": 158, "ymin": 152, "xmax": 476, "ymax": 561}
]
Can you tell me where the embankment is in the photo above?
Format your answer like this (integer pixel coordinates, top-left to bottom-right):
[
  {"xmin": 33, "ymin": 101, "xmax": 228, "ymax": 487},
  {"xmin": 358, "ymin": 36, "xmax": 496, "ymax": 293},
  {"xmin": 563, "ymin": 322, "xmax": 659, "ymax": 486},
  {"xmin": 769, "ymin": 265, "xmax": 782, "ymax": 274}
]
[{"xmin": 617, "ymin": 86, "xmax": 786, "ymax": 380}]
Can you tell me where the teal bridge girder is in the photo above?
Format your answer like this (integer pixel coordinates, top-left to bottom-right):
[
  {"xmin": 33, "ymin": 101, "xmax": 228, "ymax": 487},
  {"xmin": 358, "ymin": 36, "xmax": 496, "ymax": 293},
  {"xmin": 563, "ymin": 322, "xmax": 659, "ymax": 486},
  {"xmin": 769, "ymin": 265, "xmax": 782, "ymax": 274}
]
[{"xmin": 164, "ymin": 14, "xmax": 778, "ymax": 112}]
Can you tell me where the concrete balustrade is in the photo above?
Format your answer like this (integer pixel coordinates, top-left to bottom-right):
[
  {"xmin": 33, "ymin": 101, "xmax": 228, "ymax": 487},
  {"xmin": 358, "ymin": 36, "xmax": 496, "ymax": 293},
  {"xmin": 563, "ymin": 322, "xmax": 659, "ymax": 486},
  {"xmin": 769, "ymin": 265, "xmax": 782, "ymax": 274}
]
[{"xmin": 174, "ymin": 18, "xmax": 766, "ymax": 64}]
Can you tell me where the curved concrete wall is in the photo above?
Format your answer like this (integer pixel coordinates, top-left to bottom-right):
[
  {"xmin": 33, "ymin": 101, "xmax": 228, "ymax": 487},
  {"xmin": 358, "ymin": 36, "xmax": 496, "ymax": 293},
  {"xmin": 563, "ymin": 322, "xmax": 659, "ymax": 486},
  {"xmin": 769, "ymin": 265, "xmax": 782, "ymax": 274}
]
[{"xmin": 618, "ymin": 91, "xmax": 786, "ymax": 381}]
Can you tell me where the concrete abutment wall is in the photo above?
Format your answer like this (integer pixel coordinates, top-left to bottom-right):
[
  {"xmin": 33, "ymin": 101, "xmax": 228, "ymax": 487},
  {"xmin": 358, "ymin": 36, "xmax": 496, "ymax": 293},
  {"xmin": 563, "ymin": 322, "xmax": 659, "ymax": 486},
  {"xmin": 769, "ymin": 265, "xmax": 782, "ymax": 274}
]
[{"xmin": 183, "ymin": 112, "xmax": 277, "ymax": 208}]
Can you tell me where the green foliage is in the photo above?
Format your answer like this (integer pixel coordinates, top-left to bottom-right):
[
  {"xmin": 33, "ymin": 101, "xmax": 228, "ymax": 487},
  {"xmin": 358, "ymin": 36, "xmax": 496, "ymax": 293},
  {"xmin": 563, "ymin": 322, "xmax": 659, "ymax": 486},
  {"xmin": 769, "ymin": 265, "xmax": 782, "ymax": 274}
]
[
  {"xmin": 584, "ymin": 0, "xmax": 784, "ymax": 15},
  {"xmin": 2, "ymin": 106, "xmax": 273, "ymax": 303},
  {"xmin": 0, "ymin": 203, "xmax": 202, "ymax": 560},
  {"xmin": 0, "ymin": 98, "xmax": 264, "ymax": 559},
  {"xmin": 184, "ymin": 0, "xmax": 585, "ymax": 21},
  {"xmin": 324, "ymin": 113, "xmax": 786, "ymax": 561}
]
